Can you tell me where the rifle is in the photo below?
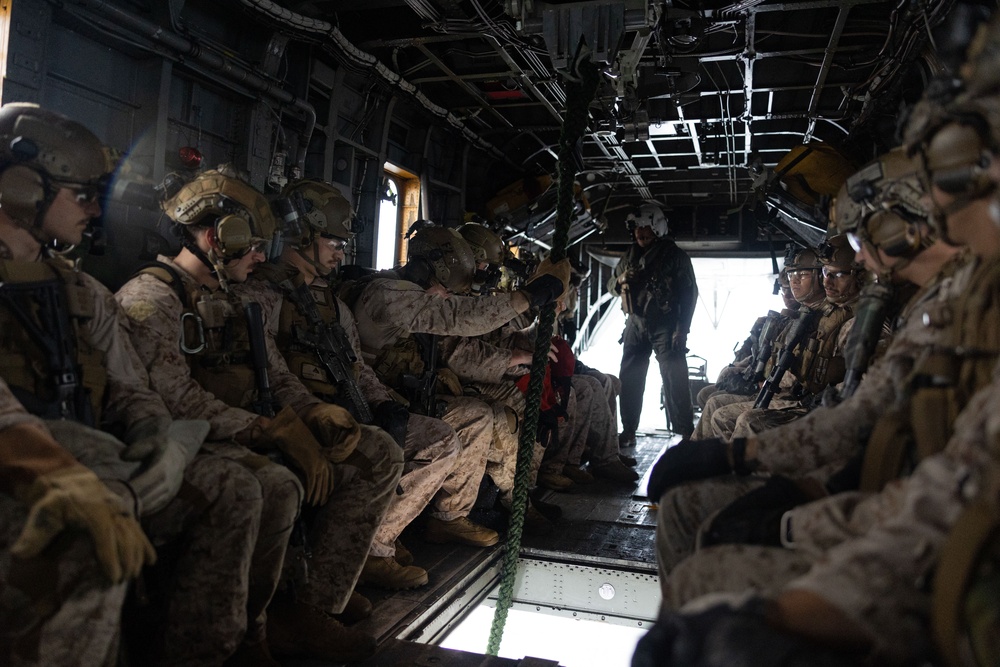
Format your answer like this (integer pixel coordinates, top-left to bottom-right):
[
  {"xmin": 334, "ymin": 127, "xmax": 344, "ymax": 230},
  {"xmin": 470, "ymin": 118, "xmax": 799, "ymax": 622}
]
[
  {"xmin": 753, "ymin": 307, "xmax": 820, "ymax": 409},
  {"xmin": 279, "ymin": 279, "xmax": 374, "ymax": 424},
  {"xmin": 243, "ymin": 300, "xmax": 311, "ymax": 586},
  {"xmin": 243, "ymin": 301, "xmax": 278, "ymax": 418},
  {"xmin": 409, "ymin": 332, "xmax": 439, "ymax": 417},
  {"xmin": 742, "ymin": 310, "xmax": 783, "ymax": 385},
  {"xmin": 0, "ymin": 279, "xmax": 95, "ymax": 426},
  {"xmin": 838, "ymin": 281, "xmax": 894, "ymax": 400}
]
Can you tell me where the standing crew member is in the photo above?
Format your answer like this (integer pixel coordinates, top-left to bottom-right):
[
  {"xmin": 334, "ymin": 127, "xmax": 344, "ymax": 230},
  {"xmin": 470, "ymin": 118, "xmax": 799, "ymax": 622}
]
[{"xmin": 609, "ymin": 203, "xmax": 698, "ymax": 441}]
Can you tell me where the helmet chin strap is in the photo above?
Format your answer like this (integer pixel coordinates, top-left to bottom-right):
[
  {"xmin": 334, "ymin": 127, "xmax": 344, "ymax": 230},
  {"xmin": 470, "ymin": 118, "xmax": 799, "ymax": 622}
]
[
  {"xmin": 183, "ymin": 236, "xmax": 230, "ymax": 291},
  {"xmin": 294, "ymin": 241, "xmax": 331, "ymax": 280}
]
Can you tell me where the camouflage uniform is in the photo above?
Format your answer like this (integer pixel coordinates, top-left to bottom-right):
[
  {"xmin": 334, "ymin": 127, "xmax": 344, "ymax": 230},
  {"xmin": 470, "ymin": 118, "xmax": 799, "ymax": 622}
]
[
  {"xmin": 349, "ymin": 274, "xmax": 530, "ymax": 503},
  {"xmin": 443, "ymin": 356, "xmax": 541, "ymax": 503},
  {"xmin": 657, "ymin": 252, "xmax": 976, "ymax": 576},
  {"xmin": 666, "ymin": 361, "xmax": 1000, "ymax": 664},
  {"xmin": 610, "ymin": 236, "xmax": 698, "ymax": 437},
  {"xmin": 543, "ymin": 373, "xmax": 619, "ymax": 472},
  {"xmin": 117, "ymin": 257, "xmax": 402, "ymax": 615},
  {"xmin": 252, "ymin": 270, "xmax": 480, "ymax": 558},
  {"xmin": 0, "ymin": 384, "xmax": 129, "ymax": 667},
  {"xmin": 702, "ymin": 300, "xmax": 857, "ymax": 440},
  {"xmin": 691, "ymin": 390, "xmax": 755, "ymax": 440},
  {"xmin": 0, "ymin": 256, "xmax": 293, "ymax": 665}
]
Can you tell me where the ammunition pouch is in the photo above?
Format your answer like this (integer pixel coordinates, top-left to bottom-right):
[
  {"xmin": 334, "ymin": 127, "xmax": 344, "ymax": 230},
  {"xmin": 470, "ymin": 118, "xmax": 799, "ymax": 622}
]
[
  {"xmin": 372, "ymin": 337, "xmax": 426, "ymax": 391},
  {"xmin": 797, "ymin": 305, "xmax": 853, "ymax": 395},
  {"xmin": 140, "ymin": 263, "xmax": 258, "ymax": 410},
  {"xmin": 0, "ymin": 259, "xmax": 107, "ymax": 425}
]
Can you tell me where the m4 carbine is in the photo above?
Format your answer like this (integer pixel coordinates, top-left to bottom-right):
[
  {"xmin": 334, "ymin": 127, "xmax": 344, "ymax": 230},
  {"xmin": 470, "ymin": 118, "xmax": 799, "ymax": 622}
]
[
  {"xmin": 754, "ymin": 307, "xmax": 820, "ymax": 410},
  {"xmin": 244, "ymin": 301, "xmax": 278, "ymax": 419},
  {"xmin": 280, "ymin": 279, "xmax": 374, "ymax": 424},
  {"xmin": 838, "ymin": 282, "xmax": 894, "ymax": 400}
]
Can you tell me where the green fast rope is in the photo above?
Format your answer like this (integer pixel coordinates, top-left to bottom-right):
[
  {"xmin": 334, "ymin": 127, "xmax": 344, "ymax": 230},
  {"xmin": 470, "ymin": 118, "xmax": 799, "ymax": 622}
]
[{"xmin": 486, "ymin": 53, "xmax": 600, "ymax": 656}]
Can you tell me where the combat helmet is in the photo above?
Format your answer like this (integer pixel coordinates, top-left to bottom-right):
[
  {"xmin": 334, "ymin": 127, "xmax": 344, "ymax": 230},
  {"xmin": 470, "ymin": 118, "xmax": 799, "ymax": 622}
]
[
  {"xmin": 0, "ymin": 103, "xmax": 110, "ymax": 241},
  {"xmin": 784, "ymin": 247, "xmax": 822, "ymax": 271},
  {"xmin": 406, "ymin": 225, "xmax": 476, "ymax": 294},
  {"xmin": 283, "ymin": 179, "xmax": 353, "ymax": 245},
  {"xmin": 279, "ymin": 179, "xmax": 353, "ymax": 277},
  {"xmin": 459, "ymin": 222, "xmax": 508, "ymax": 293},
  {"xmin": 162, "ymin": 169, "xmax": 280, "ymax": 263}
]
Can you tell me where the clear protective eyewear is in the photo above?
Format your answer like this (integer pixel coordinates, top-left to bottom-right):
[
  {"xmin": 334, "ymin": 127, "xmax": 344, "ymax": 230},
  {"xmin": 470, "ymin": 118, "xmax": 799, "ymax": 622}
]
[
  {"xmin": 321, "ymin": 235, "xmax": 349, "ymax": 251},
  {"xmin": 822, "ymin": 268, "xmax": 852, "ymax": 280},
  {"xmin": 786, "ymin": 269, "xmax": 817, "ymax": 279}
]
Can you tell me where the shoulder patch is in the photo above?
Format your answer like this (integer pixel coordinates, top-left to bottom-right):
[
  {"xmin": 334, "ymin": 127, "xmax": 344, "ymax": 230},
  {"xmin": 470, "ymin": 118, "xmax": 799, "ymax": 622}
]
[{"xmin": 124, "ymin": 300, "xmax": 158, "ymax": 323}]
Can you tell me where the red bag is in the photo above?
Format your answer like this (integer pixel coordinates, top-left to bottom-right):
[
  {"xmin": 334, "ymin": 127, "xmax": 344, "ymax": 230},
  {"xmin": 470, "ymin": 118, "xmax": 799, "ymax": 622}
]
[{"xmin": 515, "ymin": 365, "xmax": 559, "ymax": 413}]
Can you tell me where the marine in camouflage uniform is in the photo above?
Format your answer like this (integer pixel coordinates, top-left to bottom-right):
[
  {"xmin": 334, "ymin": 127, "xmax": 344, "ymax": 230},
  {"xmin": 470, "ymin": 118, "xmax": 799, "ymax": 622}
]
[
  {"xmin": 346, "ymin": 227, "xmax": 570, "ymax": 527},
  {"xmin": 653, "ymin": 155, "xmax": 973, "ymax": 578},
  {"xmin": 720, "ymin": 239, "xmax": 862, "ymax": 439},
  {"xmin": 664, "ymin": 351, "xmax": 1000, "ymax": 665},
  {"xmin": 698, "ymin": 270, "xmax": 799, "ymax": 409},
  {"xmin": 693, "ymin": 247, "xmax": 853, "ymax": 441},
  {"xmin": 116, "ymin": 170, "xmax": 401, "ymax": 663},
  {"xmin": 610, "ymin": 204, "xmax": 699, "ymax": 440},
  {"xmin": 0, "ymin": 104, "xmax": 293, "ymax": 667},
  {"xmin": 252, "ymin": 180, "xmax": 495, "ymax": 588},
  {"xmin": 0, "ymin": 379, "xmax": 151, "ymax": 667}
]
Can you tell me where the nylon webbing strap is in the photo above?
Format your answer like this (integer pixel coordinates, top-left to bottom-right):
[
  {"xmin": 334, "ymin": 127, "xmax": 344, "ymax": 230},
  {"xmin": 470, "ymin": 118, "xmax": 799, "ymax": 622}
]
[{"xmin": 486, "ymin": 49, "xmax": 599, "ymax": 656}]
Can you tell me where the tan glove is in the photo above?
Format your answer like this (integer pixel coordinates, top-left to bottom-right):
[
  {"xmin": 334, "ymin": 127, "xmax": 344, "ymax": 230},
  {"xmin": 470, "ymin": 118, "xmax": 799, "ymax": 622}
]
[
  {"xmin": 517, "ymin": 257, "xmax": 571, "ymax": 309},
  {"xmin": 12, "ymin": 465, "xmax": 156, "ymax": 583},
  {"xmin": 436, "ymin": 368, "xmax": 464, "ymax": 397},
  {"xmin": 300, "ymin": 403, "xmax": 362, "ymax": 464},
  {"xmin": 529, "ymin": 257, "xmax": 572, "ymax": 295},
  {"xmin": 265, "ymin": 406, "xmax": 336, "ymax": 506}
]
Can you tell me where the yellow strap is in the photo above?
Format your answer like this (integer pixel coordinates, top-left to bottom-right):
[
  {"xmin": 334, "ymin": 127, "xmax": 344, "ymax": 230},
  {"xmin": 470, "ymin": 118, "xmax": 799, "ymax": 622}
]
[
  {"xmin": 932, "ymin": 501, "xmax": 999, "ymax": 667},
  {"xmin": 859, "ymin": 411, "xmax": 912, "ymax": 492}
]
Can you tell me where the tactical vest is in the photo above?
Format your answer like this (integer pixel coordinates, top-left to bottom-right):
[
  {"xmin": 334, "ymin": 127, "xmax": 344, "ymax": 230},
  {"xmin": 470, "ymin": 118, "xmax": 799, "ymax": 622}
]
[
  {"xmin": 274, "ymin": 280, "xmax": 345, "ymax": 400},
  {"xmin": 139, "ymin": 263, "xmax": 259, "ymax": 411},
  {"xmin": 861, "ymin": 257, "xmax": 1000, "ymax": 492},
  {"xmin": 796, "ymin": 302, "xmax": 854, "ymax": 395},
  {"xmin": 764, "ymin": 302, "xmax": 852, "ymax": 396},
  {"xmin": 0, "ymin": 258, "xmax": 107, "ymax": 425}
]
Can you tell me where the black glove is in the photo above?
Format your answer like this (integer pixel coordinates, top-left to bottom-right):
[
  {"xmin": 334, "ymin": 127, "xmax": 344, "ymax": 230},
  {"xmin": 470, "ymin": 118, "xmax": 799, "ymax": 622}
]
[
  {"xmin": 373, "ymin": 400, "xmax": 410, "ymax": 448},
  {"xmin": 701, "ymin": 475, "xmax": 811, "ymax": 548},
  {"xmin": 647, "ymin": 438, "xmax": 733, "ymax": 501},
  {"xmin": 520, "ymin": 274, "xmax": 565, "ymax": 308},
  {"xmin": 632, "ymin": 597, "xmax": 859, "ymax": 667}
]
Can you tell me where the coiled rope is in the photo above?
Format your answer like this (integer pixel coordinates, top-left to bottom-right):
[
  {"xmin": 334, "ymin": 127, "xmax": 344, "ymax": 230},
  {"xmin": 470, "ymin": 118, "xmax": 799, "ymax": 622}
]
[{"xmin": 486, "ymin": 46, "xmax": 600, "ymax": 656}]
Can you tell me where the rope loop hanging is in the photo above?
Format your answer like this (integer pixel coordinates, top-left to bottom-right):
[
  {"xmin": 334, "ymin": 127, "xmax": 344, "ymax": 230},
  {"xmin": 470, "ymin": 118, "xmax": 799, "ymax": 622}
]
[{"xmin": 486, "ymin": 42, "xmax": 600, "ymax": 657}]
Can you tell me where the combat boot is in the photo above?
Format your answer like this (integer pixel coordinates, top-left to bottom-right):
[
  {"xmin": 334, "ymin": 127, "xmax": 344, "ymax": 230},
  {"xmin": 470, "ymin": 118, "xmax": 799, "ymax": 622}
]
[
  {"xmin": 267, "ymin": 598, "xmax": 377, "ymax": 663},
  {"xmin": 529, "ymin": 494, "xmax": 563, "ymax": 520},
  {"xmin": 425, "ymin": 516, "xmax": 500, "ymax": 547},
  {"xmin": 537, "ymin": 471, "xmax": 575, "ymax": 492},
  {"xmin": 521, "ymin": 504, "xmax": 555, "ymax": 536},
  {"xmin": 591, "ymin": 458, "xmax": 640, "ymax": 483},
  {"xmin": 359, "ymin": 556, "xmax": 429, "ymax": 589},
  {"xmin": 562, "ymin": 465, "xmax": 595, "ymax": 484},
  {"xmin": 394, "ymin": 538, "xmax": 414, "ymax": 566},
  {"xmin": 332, "ymin": 590, "xmax": 373, "ymax": 624}
]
